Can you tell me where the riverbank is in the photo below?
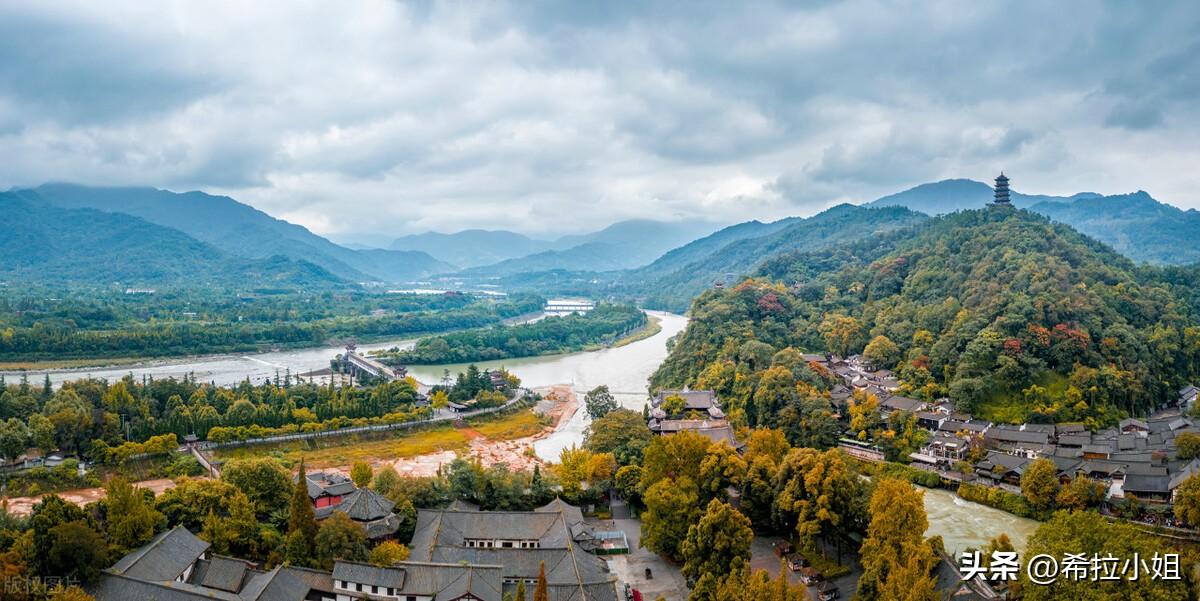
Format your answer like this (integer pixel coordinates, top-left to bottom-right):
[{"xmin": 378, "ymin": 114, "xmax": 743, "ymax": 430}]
[{"xmin": 601, "ymin": 315, "xmax": 662, "ymax": 349}]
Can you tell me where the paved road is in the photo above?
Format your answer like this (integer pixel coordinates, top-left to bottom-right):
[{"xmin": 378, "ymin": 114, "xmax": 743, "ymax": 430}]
[
  {"xmin": 748, "ymin": 535, "xmax": 862, "ymax": 600},
  {"xmin": 604, "ymin": 518, "xmax": 689, "ymax": 601}
]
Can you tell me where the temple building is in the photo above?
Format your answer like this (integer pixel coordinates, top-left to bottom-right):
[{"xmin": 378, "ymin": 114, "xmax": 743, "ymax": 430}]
[{"xmin": 991, "ymin": 172, "xmax": 1012, "ymax": 207}]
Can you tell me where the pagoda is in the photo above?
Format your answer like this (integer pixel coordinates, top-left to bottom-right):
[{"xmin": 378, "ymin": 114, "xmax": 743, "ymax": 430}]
[{"xmin": 991, "ymin": 172, "xmax": 1012, "ymax": 207}]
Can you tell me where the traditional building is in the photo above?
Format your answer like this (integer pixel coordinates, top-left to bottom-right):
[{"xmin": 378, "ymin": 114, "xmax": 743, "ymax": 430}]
[
  {"xmin": 92, "ymin": 526, "xmax": 505, "ymax": 601},
  {"xmin": 409, "ymin": 499, "xmax": 618, "ymax": 600},
  {"xmin": 991, "ymin": 173, "xmax": 1012, "ymax": 207}
]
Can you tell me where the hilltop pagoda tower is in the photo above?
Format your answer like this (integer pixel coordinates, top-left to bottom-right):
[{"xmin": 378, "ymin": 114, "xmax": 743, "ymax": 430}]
[{"xmin": 991, "ymin": 172, "xmax": 1012, "ymax": 207}]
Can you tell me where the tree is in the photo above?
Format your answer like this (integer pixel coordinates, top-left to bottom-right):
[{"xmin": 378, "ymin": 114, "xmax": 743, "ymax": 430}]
[
  {"xmin": 773, "ymin": 448, "xmax": 862, "ymax": 555},
  {"xmin": 639, "ymin": 430, "xmax": 712, "ymax": 490},
  {"xmin": 856, "ymin": 479, "xmax": 937, "ymax": 601},
  {"xmin": 1022, "ymin": 510, "xmax": 1189, "ymax": 600},
  {"xmin": 286, "ymin": 459, "xmax": 318, "ymax": 565},
  {"xmin": 584, "ymin": 385, "xmax": 618, "ymax": 419},
  {"xmin": 313, "ymin": 512, "xmax": 368, "ymax": 570},
  {"xmin": 29, "ymin": 495, "xmax": 89, "ymax": 577},
  {"xmin": 47, "ymin": 585, "xmax": 96, "ymax": 601},
  {"xmin": 864, "ymin": 335, "xmax": 901, "ymax": 369},
  {"xmin": 1020, "ymin": 458, "xmax": 1060, "ymax": 510},
  {"xmin": 697, "ymin": 441, "xmax": 746, "ymax": 503},
  {"xmin": 1174, "ymin": 472, "xmax": 1200, "ymax": 527},
  {"xmin": 513, "ymin": 580, "xmax": 527, "ymax": 601},
  {"xmin": 0, "ymin": 418, "xmax": 29, "ymax": 462},
  {"xmin": 584, "ymin": 408, "xmax": 653, "ymax": 466},
  {"xmin": 1055, "ymin": 475, "xmax": 1105, "ymax": 511},
  {"xmin": 680, "ymin": 499, "xmax": 753, "ymax": 586},
  {"xmin": 46, "ymin": 521, "xmax": 108, "ymax": 584},
  {"xmin": 372, "ymin": 465, "xmax": 402, "ymax": 496},
  {"xmin": 429, "ymin": 389, "xmax": 450, "ymax": 410},
  {"xmin": 707, "ymin": 564, "xmax": 811, "ymax": 601},
  {"xmin": 641, "ymin": 477, "xmax": 700, "ymax": 560},
  {"xmin": 614, "ymin": 465, "xmax": 643, "ymax": 506},
  {"xmin": 660, "ymin": 394, "xmax": 687, "ymax": 416},
  {"xmin": 1176, "ymin": 431, "xmax": 1200, "ymax": 460},
  {"xmin": 368, "ymin": 540, "xmax": 410, "ymax": 566},
  {"xmin": 820, "ymin": 314, "xmax": 863, "ymax": 357},
  {"xmin": 103, "ymin": 476, "xmax": 162, "ymax": 555},
  {"xmin": 533, "ymin": 561, "xmax": 549, "ymax": 601},
  {"xmin": 350, "ymin": 462, "xmax": 373, "ymax": 488},
  {"xmin": 222, "ymin": 457, "xmax": 292, "ymax": 519}
]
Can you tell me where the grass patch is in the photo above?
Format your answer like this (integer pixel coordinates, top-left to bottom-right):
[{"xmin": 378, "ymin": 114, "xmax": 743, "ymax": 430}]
[
  {"xmin": 0, "ymin": 356, "xmax": 150, "ymax": 370},
  {"xmin": 214, "ymin": 408, "xmax": 546, "ymax": 469}
]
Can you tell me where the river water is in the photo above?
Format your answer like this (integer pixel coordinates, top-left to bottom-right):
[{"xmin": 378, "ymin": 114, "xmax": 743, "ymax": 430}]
[{"xmin": 9, "ymin": 310, "xmax": 1037, "ymax": 550}]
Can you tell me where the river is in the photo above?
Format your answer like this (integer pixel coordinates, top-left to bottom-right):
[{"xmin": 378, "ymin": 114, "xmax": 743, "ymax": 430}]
[{"xmin": 9, "ymin": 309, "xmax": 1037, "ymax": 550}]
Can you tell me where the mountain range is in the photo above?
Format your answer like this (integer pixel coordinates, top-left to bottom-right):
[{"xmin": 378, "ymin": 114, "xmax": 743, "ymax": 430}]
[
  {"xmin": 31, "ymin": 184, "xmax": 454, "ymax": 283},
  {"xmin": 394, "ymin": 219, "xmax": 721, "ymax": 273},
  {"xmin": 866, "ymin": 178, "xmax": 1200, "ymax": 265},
  {"xmin": 0, "ymin": 190, "xmax": 342, "ymax": 287}
]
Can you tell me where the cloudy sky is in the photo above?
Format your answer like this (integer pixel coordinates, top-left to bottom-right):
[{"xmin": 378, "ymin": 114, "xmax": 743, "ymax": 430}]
[{"xmin": 1, "ymin": 1, "xmax": 1197, "ymax": 240}]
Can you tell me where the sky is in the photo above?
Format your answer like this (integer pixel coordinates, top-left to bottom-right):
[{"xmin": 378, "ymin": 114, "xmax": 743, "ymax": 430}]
[{"xmin": 1, "ymin": 1, "xmax": 1198, "ymax": 241}]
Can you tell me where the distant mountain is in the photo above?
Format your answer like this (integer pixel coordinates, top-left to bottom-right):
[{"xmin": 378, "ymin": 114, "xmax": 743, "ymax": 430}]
[
  {"xmin": 864, "ymin": 178, "xmax": 1200, "ymax": 265},
  {"xmin": 391, "ymin": 229, "xmax": 552, "ymax": 269},
  {"xmin": 459, "ymin": 219, "xmax": 721, "ymax": 276},
  {"xmin": 865, "ymin": 178, "xmax": 1101, "ymax": 214},
  {"xmin": 1030, "ymin": 191, "xmax": 1200, "ymax": 265},
  {"xmin": 32, "ymin": 184, "xmax": 453, "ymax": 282},
  {"xmin": 624, "ymin": 205, "xmax": 928, "ymax": 312},
  {"xmin": 0, "ymin": 190, "xmax": 342, "ymax": 287}
]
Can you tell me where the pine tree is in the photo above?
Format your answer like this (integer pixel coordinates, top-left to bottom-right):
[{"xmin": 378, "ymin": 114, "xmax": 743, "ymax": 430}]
[
  {"xmin": 514, "ymin": 579, "xmax": 527, "ymax": 601},
  {"xmin": 286, "ymin": 458, "xmax": 318, "ymax": 565}
]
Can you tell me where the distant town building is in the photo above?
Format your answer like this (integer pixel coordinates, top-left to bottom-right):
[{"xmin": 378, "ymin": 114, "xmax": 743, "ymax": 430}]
[{"xmin": 544, "ymin": 299, "xmax": 595, "ymax": 316}]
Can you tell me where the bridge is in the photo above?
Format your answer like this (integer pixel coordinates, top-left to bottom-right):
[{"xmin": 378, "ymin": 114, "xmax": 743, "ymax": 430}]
[{"xmin": 339, "ymin": 345, "xmax": 406, "ymax": 381}]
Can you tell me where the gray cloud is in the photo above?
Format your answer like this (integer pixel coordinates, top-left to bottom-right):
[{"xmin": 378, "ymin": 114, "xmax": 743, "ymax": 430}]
[{"xmin": 0, "ymin": 1, "xmax": 1197, "ymax": 238}]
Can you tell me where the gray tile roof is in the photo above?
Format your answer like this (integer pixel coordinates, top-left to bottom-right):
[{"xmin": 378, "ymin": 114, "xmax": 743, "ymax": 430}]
[
  {"xmin": 109, "ymin": 526, "xmax": 210, "ymax": 582},
  {"xmin": 337, "ymin": 488, "xmax": 395, "ymax": 521},
  {"xmin": 332, "ymin": 560, "xmax": 406, "ymax": 589},
  {"xmin": 198, "ymin": 556, "xmax": 251, "ymax": 593}
]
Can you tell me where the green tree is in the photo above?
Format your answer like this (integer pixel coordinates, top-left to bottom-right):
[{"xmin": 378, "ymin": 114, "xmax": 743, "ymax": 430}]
[
  {"xmin": 584, "ymin": 385, "xmax": 618, "ymax": 419},
  {"xmin": 313, "ymin": 512, "xmax": 368, "ymax": 570},
  {"xmin": 697, "ymin": 441, "xmax": 746, "ymax": 503},
  {"xmin": 1020, "ymin": 458, "xmax": 1060, "ymax": 510},
  {"xmin": 773, "ymin": 448, "xmax": 862, "ymax": 555},
  {"xmin": 222, "ymin": 457, "xmax": 292, "ymax": 519},
  {"xmin": 350, "ymin": 462, "xmax": 373, "ymax": 488},
  {"xmin": 1055, "ymin": 475, "xmax": 1105, "ymax": 511},
  {"xmin": 639, "ymin": 430, "xmax": 711, "ymax": 490},
  {"xmin": 641, "ymin": 476, "xmax": 701, "ymax": 560},
  {"xmin": 660, "ymin": 394, "xmax": 687, "ymax": 416},
  {"xmin": 46, "ymin": 521, "xmax": 108, "ymax": 584},
  {"xmin": 0, "ymin": 418, "xmax": 29, "ymax": 462},
  {"xmin": 103, "ymin": 476, "xmax": 162, "ymax": 555},
  {"xmin": 29, "ymin": 495, "xmax": 89, "ymax": 577},
  {"xmin": 286, "ymin": 459, "xmax": 318, "ymax": 565},
  {"xmin": 1022, "ymin": 511, "xmax": 1189, "ymax": 600},
  {"xmin": 584, "ymin": 408, "xmax": 653, "ymax": 466},
  {"xmin": 680, "ymin": 499, "xmax": 753, "ymax": 586},
  {"xmin": 856, "ymin": 479, "xmax": 937, "ymax": 601}
]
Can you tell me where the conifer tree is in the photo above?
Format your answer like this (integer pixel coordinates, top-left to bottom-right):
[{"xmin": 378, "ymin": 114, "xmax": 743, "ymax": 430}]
[
  {"xmin": 533, "ymin": 561, "xmax": 549, "ymax": 601},
  {"xmin": 286, "ymin": 458, "xmax": 318, "ymax": 564}
]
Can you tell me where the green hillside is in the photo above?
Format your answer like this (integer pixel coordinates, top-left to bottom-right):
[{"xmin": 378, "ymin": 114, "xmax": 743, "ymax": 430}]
[
  {"xmin": 1, "ymin": 190, "xmax": 343, "ymax": 288},
  {"xmin": 653, "ymin": 207, "xmax": 1200, "ymax": 426}
]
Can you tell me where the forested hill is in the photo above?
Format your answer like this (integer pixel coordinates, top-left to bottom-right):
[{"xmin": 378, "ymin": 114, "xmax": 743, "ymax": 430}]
[
  {"xmin": 653, "ymin": 207, "xmax": 1200, "ymax": 427},
  {"xmin": 31, "ymin": 183, "xmax": 454, "ymax": 282},
  {"xmin": 628, "ymin": 204, "xmax": 928, "ymax": 312},
  {"xmin": 0, "ymin": 191, "xmax": 344, "ymax": 288}
]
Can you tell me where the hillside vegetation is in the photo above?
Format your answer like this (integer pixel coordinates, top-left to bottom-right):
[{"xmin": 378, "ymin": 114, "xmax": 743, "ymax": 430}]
[{"xmin": 654, "ymin": 208, "xmax": 1200, "ymax": 425}]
